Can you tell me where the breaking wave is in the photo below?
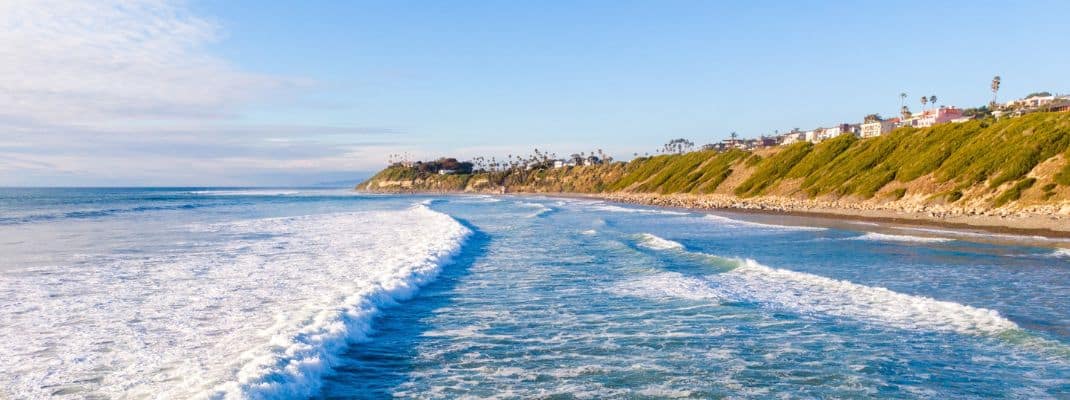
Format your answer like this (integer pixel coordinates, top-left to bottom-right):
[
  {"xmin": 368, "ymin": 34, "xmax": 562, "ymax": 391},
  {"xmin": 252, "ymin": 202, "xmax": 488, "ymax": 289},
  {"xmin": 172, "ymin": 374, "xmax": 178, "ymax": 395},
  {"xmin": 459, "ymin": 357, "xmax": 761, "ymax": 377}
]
[
  {"xmin": 516, "ymin": 201, "xmax": 556, "ymax": 218},
  {"xmin": 591, "ymin": 204, "xmax": 690, "ymax": 216},
  {"xmin": 637, "ymin": 233, "xmax": 685, "ymax": 250},
  {"xmin": 627, "ymin": 234, "xmax": 1018, "ymax": 336},
  {"xmin": 702, "ymin": 214, "xmax": 826, "ymax": 231},
  {"xmin": 899, "ymin": 226, "xmax": 1065, "ymax": 242},
  {"xmin": 1048, "ymin": 248, "xmax": 1070, "ymax": 258},
  {"xmin": 0, "ymin": 204, "xmax": 470, "ymax": 399},
  {"xmin": 847, "ymin": 232, "xmax": 954, "ymax": 243}
]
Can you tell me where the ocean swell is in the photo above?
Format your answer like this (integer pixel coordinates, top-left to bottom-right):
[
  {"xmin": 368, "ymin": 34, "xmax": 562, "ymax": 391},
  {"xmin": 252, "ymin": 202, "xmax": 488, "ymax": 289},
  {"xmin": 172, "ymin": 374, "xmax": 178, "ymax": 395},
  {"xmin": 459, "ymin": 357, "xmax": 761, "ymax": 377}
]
[
  {"xmin": 702, "ymin": 214, "xmax": 826, "ymax": 232},
  {"xmin": 629, "ymin": 234, "xmax": 1018, "ymax": 336},
  {"xmin": 847, "ymin": 232, "xmax": 954, "ymax": 243},
  {"xmin": 0, "ymin": 203, "xmax": 206, "ymax": 225}
]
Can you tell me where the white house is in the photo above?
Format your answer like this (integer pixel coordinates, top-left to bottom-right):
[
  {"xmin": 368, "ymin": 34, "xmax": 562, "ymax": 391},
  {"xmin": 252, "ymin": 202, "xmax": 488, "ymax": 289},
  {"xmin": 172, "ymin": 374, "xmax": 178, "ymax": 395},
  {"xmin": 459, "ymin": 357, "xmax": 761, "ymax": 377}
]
[
  {"xmin": 1005, "ymin": 95, "xmax": 1056, "ymax": 109},
  {"xmin": 860, "ymin": 118, "xmax": 898, "ymax": 138},
  {"xmin": 902, "ymin": 107, "xmax": 964, "ymax": 128},
  {"xmin": 779, "ymin": 131, "xmax": 804, "ymax": 145},
  {"xmin": 821, "ymin": 126, "xmax": 842, "ymax": 140}
]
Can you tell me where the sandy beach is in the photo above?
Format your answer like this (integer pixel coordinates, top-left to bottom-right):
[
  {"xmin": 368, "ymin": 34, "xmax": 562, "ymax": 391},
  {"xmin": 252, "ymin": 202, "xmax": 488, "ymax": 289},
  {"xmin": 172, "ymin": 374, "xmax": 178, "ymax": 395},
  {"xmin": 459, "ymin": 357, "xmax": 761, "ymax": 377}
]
[{"xmin": 513, "ymin": 191, "xmax": 1070, "ymax": 239}]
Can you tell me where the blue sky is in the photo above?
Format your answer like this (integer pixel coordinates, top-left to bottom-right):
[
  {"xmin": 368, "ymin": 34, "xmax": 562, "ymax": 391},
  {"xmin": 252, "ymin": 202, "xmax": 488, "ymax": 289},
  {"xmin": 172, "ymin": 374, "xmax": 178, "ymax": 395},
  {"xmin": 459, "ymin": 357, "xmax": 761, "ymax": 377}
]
[{"xmin": 2, "ymin": 1, "xmax": 1068, "ymax": 186}]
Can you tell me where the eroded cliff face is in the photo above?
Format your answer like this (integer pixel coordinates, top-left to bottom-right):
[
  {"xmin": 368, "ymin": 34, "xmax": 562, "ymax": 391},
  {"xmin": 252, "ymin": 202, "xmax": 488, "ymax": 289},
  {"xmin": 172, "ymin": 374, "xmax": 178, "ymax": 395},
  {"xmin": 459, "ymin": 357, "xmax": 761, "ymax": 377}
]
[{"xmin": 360, "ymin": 112, "xmax": 1070, "ymax": 216}]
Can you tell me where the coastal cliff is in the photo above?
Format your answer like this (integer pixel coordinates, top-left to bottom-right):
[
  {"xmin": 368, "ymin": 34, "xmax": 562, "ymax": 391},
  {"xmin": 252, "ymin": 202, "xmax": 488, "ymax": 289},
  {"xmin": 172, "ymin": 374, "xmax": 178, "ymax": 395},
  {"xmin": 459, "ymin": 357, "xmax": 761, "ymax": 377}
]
[{"xmin": 360, "ymin": 112, "xmax": 1070, "ymax": 232}]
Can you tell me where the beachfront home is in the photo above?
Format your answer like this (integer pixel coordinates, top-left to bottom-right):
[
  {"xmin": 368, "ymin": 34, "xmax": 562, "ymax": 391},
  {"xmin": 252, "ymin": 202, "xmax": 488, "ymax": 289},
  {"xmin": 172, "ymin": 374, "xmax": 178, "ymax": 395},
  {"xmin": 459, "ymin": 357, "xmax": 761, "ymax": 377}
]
[
  {"xmin": 1001, "ymin": 94, "xmax": 1070, "ymax": 116},
  {"xmin": 778, "ymin": 130, "xmax": 804, "ymax": 145},
  {"xmin": 1005, "ymin": 94, "xmax": 1057, "ymax": 109},
  {"xmin": 902, "ymin": 106, "xmax": 964, "ymax": 128},
  {"xmin": 860, "ymin": 118, "xmax": 898, "ymax": 138},
  {"xmin": 821, "ymin": 126, "xmax": 842, "ymax": 140},
  {"xmin": 1051, "ymin": 98, "xmax": 1070, "ymax": 113}
]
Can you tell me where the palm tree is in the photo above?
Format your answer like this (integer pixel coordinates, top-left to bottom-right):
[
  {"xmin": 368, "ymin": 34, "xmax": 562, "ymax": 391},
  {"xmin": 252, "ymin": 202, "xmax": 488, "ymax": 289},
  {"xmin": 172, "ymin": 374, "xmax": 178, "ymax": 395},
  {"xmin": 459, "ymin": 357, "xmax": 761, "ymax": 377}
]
[
  {"xmin": 899, "ymin": 92, "xmax": 908, "ymax": 109},
  {"xmin": 901, "ymin": 105, "xmax": 911, "ymax": 119},
  {"xmin": 991, "ymin": 75, "xmax": 1001, "ymax": 107},
  {"xmin": 920, "ymin": 96, "xmax": 928, "ymax": 111},
  {"xmin": 929, "ymin": 95, "xmax": 937, "ymax": 109}
]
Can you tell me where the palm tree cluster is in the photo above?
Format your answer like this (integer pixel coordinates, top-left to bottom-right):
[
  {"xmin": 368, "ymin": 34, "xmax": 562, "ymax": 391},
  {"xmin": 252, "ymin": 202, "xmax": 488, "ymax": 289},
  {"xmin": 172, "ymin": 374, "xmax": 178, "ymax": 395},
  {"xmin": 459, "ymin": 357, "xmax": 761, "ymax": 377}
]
[
  {"xmin": 465, "ymin": 148, "xmax": 613, "ymax": 173},
  {"xmin": 991, "ymin": 75, "xmax": 1001, "ymax": 107},
  {"xmin": 661, "ymin": 138, "xmax": 695, "ymax": 154},
  {"xmin": 919, "ymin": 95, "xmax": 938, "ymax": 111}
]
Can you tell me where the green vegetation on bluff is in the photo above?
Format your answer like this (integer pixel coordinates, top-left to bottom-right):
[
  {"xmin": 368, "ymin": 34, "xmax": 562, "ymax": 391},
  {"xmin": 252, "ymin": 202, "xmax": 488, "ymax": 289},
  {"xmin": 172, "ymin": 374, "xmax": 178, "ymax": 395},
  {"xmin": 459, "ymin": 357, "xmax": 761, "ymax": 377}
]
[
  {"xmin": 730, "ymin": 112, "xmax": 1070, "ymax": 202},
  {"xmin": 362, "ymin": 112, "xmax": 1070, "ymax": 208},
  {"xmin": 606, "ymin": 149, "xmax": 747, "ymax": 194}
]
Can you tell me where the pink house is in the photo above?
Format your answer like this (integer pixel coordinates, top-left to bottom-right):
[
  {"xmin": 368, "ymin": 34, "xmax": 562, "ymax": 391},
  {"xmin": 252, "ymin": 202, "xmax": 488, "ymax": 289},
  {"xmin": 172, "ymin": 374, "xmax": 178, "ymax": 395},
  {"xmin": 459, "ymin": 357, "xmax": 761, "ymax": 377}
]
[{"xmin": 906, "ymin": 106, "xmax": 964, "ymax": 128}]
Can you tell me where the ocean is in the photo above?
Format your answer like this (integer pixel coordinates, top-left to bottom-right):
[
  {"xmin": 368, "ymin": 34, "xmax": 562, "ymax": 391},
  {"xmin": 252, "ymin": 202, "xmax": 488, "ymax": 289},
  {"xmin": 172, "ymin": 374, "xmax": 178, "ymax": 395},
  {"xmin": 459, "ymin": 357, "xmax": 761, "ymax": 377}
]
[{"xmin": 1, "ymin": 188, "xmax": 1069, "ymax": 398}]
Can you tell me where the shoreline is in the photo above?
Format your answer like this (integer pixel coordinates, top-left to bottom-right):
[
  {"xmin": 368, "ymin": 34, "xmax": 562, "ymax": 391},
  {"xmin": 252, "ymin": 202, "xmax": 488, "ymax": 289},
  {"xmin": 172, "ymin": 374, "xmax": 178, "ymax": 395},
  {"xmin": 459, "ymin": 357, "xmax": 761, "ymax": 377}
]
[
  {"xmin": 357, "ymin": 188, "xmax": 1070, "ymax": 239},
  {"xmin": 533, "ymin": 192, "xmax": 1070, "ymax": 239}
]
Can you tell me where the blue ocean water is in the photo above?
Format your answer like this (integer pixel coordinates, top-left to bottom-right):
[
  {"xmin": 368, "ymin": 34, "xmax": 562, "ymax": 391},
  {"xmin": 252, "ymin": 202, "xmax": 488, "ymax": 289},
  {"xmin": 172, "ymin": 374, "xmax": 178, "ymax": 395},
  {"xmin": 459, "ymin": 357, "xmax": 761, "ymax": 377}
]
[{"xmin": 1, "ymin": 188, "xmax": 1069, "ymax": 398}]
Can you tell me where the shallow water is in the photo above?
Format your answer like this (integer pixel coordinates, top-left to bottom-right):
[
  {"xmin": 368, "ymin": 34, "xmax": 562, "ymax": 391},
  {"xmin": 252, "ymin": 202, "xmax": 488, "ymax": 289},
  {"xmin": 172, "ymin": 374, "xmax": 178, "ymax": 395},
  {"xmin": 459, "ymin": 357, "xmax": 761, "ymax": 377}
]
[{"xmin": 1, "ymin": 189, "xmax": 1068, "ymax": 398}]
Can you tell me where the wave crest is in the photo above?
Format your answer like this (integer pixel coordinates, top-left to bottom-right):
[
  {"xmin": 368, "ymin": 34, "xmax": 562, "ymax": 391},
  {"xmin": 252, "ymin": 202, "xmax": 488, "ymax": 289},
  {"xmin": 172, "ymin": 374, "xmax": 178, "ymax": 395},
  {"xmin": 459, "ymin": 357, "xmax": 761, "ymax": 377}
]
[
  {"xmin": 848, "ymin": 232, "xmax": 954, "ymax": 243},
  {"xmin": 703, "ymin": 214, "xmax": 826, "ymax": 231},
  {"xmin": 631, "ymin": 238, "xmax": 1017, "ymax": 336},
  {"xmin": 636, "ymin": 233, "xmax": 685, "ymax": 250},
  {"xmin": 208, "ymin": 204, "xmax": 471, "ymax": 398}
]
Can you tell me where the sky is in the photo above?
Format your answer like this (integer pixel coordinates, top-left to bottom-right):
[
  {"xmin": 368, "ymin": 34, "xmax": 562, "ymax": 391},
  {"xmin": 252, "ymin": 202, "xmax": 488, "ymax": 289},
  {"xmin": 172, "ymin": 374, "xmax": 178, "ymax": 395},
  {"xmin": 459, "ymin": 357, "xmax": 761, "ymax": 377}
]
[{"xmin": 2, "ymin": 0, "xmax": 1068, "ymax": 186}]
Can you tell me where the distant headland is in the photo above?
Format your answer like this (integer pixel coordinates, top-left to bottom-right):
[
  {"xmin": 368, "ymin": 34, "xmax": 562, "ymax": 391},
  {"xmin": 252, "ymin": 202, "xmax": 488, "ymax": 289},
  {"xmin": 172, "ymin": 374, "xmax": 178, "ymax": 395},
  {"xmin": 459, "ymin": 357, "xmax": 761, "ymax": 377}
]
[{"xmin": 360, "ymin": 96, "xmax": 1070, "ymax": 235}]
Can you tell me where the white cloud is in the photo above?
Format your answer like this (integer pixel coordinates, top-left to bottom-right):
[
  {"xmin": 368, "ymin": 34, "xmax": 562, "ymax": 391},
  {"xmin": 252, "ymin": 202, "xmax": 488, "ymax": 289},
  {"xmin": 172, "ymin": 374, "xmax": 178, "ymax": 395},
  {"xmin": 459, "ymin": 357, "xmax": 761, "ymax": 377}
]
[
  {"xmin": 0, "ymin": 0, "xmax": 401, "ymax": 185},
  {"xmin": 0, "ymin": 0, "xmax": 289, "ymax": 126}
]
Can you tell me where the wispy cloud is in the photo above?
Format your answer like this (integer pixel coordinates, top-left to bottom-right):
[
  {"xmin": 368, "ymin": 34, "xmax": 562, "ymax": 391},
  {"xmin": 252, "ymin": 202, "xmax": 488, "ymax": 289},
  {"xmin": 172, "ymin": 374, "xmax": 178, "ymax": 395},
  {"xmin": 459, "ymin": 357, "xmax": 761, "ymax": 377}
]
[
  {"xmin": 0, "ymin": 0, "xmax": 394, "ymax": 185},
  {"xmin": 0, "ymin": 0, "xmax": 294, "ymax": 125}
]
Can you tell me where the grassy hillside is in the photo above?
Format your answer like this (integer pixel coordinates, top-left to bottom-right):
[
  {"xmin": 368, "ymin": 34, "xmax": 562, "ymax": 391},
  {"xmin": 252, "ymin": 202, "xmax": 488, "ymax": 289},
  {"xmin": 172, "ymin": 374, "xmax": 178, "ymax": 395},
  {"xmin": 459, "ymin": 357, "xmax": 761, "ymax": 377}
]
[{"xmin": 361, "ymin": 112, "xmax": 1070, "ymax": 209}]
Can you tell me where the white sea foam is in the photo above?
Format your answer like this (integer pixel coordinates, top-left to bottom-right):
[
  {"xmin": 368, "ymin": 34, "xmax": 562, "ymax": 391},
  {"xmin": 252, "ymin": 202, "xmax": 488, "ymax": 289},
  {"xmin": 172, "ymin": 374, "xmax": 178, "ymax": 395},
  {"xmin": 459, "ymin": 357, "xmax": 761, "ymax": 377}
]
[
  {"xmin": 850, "ymin": 221, "xmax": 882, "ymax": 226},
  {"xmin": 632, "ymin": 236, "xmax": 1018, "ymax": 336},
  {"xmin": 899, "ymin": 226, "xmax": 1065, "ymax": 242},
  {"xmin": 581, "ymin": 229, "xmax": 598, "ymax": 235},
  {"xmin": 0, "ymin": 204, "xmax": 470, "ymax": 399},
  {"xmin": 516, "ymin": 201, "xmax": 554, "ymax": 218},
  {"xmin": 721, "ymin": 258, "xmax": 1017, "ymax": 335},
  {"xmin": 848, "ymin": 232, "xmax": 954, "ymax": 243},
  {"xmin": 591, "ymin": 204, "xmax": 690, "ymax": 216},
  {"xmin": 703, "ymin": 214, "xmax": 826, "ymax": 231},
  {"xmin": 636, "ymin": 233, "xmax": 685, "ymax": 250},
  {"xmin": 1047, "ymin": 248, "xmax": 1070, "ymax": 258},
  {"xmin": 611, "ymin": 272, "xmax": 724, "ymax": 302},
  {"xmin": 458, "ymin": 195, "xmax": 501, "ymax": 203}
]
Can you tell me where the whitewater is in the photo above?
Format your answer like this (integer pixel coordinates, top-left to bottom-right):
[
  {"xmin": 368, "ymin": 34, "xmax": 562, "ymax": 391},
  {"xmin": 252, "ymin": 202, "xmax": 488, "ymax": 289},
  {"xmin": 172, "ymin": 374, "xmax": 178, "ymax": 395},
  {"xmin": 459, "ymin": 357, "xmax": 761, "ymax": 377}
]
[
  {"xmin": 2, "ymin": 188, "xmax": 1069, "ymax": 398},
  {"xmin": 0, "ymin": 198, "xmax": 468, "ymax": 398}
]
